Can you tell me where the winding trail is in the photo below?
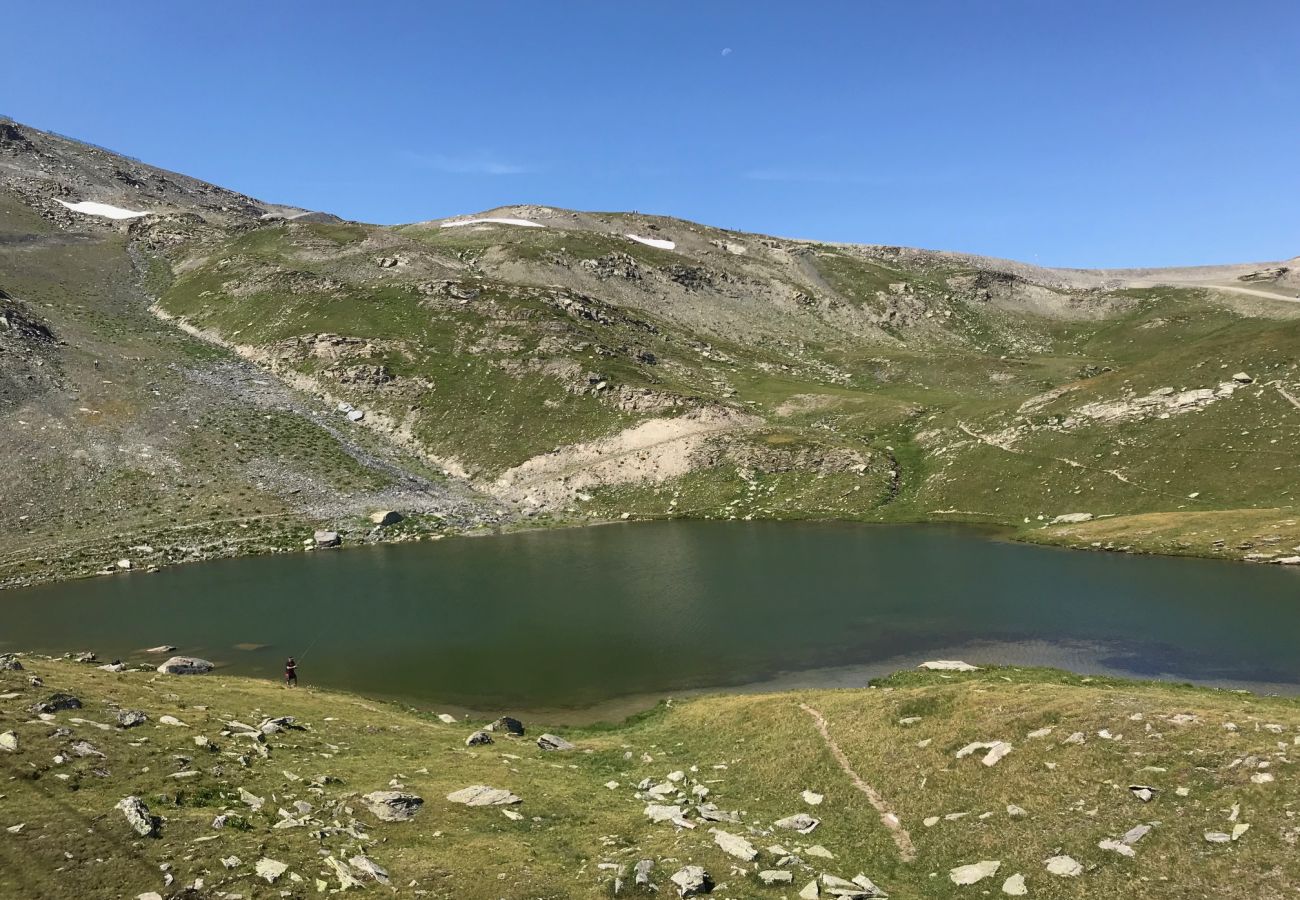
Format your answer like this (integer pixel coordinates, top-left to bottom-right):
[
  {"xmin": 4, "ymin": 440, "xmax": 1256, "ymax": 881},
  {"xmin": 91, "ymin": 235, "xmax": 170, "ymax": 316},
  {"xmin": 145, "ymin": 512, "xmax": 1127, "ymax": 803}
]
[{"xmin": 799, "ymin": 702, "xmax": 917, "ymax": 862}]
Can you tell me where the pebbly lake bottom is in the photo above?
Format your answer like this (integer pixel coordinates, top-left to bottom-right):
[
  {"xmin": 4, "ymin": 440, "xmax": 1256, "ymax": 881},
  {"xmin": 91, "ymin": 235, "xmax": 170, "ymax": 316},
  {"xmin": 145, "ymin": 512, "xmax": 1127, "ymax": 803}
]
[{"xmin": 3, "ymin": 521, "xmax": 1299, "ymax": 722}]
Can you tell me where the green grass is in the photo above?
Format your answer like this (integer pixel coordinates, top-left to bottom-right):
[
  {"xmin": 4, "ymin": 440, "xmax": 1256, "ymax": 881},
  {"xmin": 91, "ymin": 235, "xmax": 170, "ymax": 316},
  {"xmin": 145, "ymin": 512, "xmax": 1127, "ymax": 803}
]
[{"xmin": 4, "ymin": 659, "xmax": 1300, "ymax": 898}]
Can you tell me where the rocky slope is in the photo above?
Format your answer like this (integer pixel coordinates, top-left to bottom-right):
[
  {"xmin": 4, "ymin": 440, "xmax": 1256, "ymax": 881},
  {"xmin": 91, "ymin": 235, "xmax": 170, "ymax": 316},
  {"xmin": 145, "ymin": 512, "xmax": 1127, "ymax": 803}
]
[
  {"xmin": 3, "ymin": 655, "xmax": 1299, "ymax": 898},
  {"xmin": 2, "ymin": 116, "xmax": 1298, "ymax": 586}
]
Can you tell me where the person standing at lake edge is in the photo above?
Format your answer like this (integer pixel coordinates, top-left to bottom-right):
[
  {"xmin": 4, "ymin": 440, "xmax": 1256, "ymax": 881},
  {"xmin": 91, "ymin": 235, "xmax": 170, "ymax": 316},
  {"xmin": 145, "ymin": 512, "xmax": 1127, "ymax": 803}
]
[{"xmin": 285, "ymin": 657, "xmax": 298, "ymax": 687}]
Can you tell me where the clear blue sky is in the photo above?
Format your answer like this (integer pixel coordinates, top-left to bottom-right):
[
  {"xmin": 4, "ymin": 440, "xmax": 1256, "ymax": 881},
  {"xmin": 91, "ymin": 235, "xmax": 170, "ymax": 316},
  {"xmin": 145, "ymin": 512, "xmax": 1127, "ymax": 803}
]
[{"xmin": 4, "ymin": 2, "xmax": 1297, "ymax": 267}]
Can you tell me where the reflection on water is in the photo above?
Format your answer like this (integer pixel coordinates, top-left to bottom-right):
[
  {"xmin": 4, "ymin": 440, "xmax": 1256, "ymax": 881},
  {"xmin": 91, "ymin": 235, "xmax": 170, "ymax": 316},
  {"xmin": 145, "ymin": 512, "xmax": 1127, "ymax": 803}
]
[{"xmin": 3, "ymin": 521, "xmax": 1299, "ymax": 716}]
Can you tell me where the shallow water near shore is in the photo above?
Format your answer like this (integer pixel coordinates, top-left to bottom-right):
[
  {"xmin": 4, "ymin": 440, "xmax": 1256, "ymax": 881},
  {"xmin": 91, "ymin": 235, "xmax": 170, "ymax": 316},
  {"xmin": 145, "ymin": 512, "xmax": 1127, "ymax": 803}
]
[{"xmin": 4, "ymin": 521, "xmax": 1300, "ymax": 720}]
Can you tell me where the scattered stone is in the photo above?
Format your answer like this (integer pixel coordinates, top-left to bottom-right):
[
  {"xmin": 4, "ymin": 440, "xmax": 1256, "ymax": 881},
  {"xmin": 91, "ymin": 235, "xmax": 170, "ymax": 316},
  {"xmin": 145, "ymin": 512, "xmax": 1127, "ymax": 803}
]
[
  {"xmin": 255, "ymin": 858, "xmax": 288, "ymax": 883},
  {"xmin": 144, "ymin": 645, "xmax": 176, "ymax": 654},
  {"xmin": 760, "ymin": 870, "xmax": 794, "ymax": 885},
  {"xmin": 801, "ymin": 789, "xmax": 824, "ymax": 805},
  {"xmin": 369, "ymin": 510, "xmax": 403, "ymax": 526},
  {"xmin": 1098, "ymin": 838, "xmax": 1135, "ymax": 857},
  {"xmin": 70, "ymin": 740, "xmax": 105, "ymax": 758},
  {"xmin": 117, "ymin": 710, "xmax": 148, "ymax": 728},
  {"xmin": 30, "ymin": 693, "xmax": 82, "ymax": 715},
  {"xmin": 1001, "ymin": 872, "xmax": 1027, "ymax": 896},
  {"xmin": 635, "ymin": 859, "xmax": 655, "ymax": 887},
  {"xmin": 1129, "ymin": 785, "xmax": 1156, "ymax": 802},
  {"xmin": 711, "ymin": 828, "xmax": 758, "ymax": 860},
  {"xmin": 799, "ymin": 881, "xmax": 820, "ymax": 899},
  {"xmin": 0, "ymin": 655, "xmax": 22, "ymax": 671},
  {"xmin": 258, "ymin": 715, "xmax": 298, "ymax": 734},
  {"xmin": 362, "ymin": 790, "xmax": 424, "ymax": 821},
  {"xmin": 1233, "ymin": 372, "xmax": 1253, "ymax": 384},
  {"xmin": 155, "ymin": 656, "xmax": 213, "ymax": 675},
  {"xmin": 1050, "ymin": 513, "xmax": 1094, "ymax": 524},
  {"xmin": 1251, "ymin": 772, "xmax": 1275, "ymax": 784},
  {"xmin": 238, "ymin": 788, "xmax": 265, "ymax": 810},
  {"xmin": 950, "ymin": 860, "xmax": 1001, "ymax": 885},
  {"xmin": 446, "ymin": 785, "xmax": 521, "ymax": 806},
  {"xmin": 324, "ymin": 856, "xmax": 364, "ymax": 890},
  {"xmin": 436, "ymin": 713, "xmax": 458, "ymax": 724},
  {"xmin": 465, "ymin": 729, "xmax": 493, "ymax": 746},
  {"xmin": 1006, "ymin": 804, "xmax": 1027, "ymax": 818},
  {"xmin": 1044, "ymin": 855, "xmax": 1082, "ymax": 877},
  {"xmin": 221, "ymin": 856, "xmax": 241, "ymax": 870},
  {"xmin": 487, "ymin": 716, "xmax": 525, "ymax": 735},
  {"xmin": 537, "ymin": 733, "xmax": 575, "ymax": 751},
  {"xmin": 0, "ymin": 732, "xmax": 16, "ymax": 753},
  {"xmin": 1205, "ymin": 831, "xmax": 1231, "ymax": 843},
  {"xmin": 775, "ymin": 812, "xmax": 821, "ymax": 834},
  {"xmin": 956, "ymin": 740, "xmax": 1012, "ymax": 766},
  {"xmin": 670, "ymin": 865, "xmax": 713, "ymax": 897},
  {"xmin": 349, "ymin": 854, "xmax": 390, "ymax": 885},
  {"xmin": 1232, "ymin": 823, "xmax": 1251, "ymax": 841},
  {"xmin": 1026, "ymin": 726, "xmax": 1053, "ymax": 739},
  {"xmin": 314, "ymin": 530, "xmax": 341, "ymax": 548},
  {"xmin": 805, "ymin": 844, "xmax": 834, "ymax": 859},
  {"xmin": 919, "ymin": 660, "xmax": 979, "ymax": 672},
  {"xmin": 1122, "ymin": 824, "xmax": 1152, "ymax": 844},
  {"xmin": 695, "ymin": 803, "xmax": 738, "ymax": 823},
  {"xmin": 116, "ymin": 796, "xmax": 157, "ymax": 837}
]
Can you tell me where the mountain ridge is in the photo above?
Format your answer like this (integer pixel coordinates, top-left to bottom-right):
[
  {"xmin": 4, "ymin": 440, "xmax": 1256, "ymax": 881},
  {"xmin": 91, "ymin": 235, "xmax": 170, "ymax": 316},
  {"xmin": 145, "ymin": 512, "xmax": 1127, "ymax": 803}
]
[{"xmin": 2, "ymin": 117, "xmax": 1299, "ymax": 588}]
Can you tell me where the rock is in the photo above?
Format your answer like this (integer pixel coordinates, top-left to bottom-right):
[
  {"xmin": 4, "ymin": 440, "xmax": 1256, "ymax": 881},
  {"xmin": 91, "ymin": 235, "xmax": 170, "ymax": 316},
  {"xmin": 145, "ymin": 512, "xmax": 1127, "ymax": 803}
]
[
  {"xmin": 537, "ymin": 733, "xmax": 575, "ymax": 751},
  {"xmin": 1049, "ymin": 513, "xmax": 1094, "ymax": 524},
  {"xmin": 255, "ymin": 858, "xmax": 288, "ymax": 883},
  {"xmin": 802, "ymin": 789, "xmax": 824, "ymax": 805},
  {"xmin": 1251, "ymin": 772, "xmax": 1275, "ymax": 784},
  {"xmin": 363, "ymin": 790, "xmax": 424, "ymax": 821},
  {"xmin": 259, "ymin": 715, "xmax": 298, "ymax": 734},
  {"xmin": 1044, "ymin": 855, "xmax": 1082, "ymax": 877},
  {"xmin": 760, "ymin": 870, "xmax": 794, "ymax": 885},
  {"xmin": 238, "ymin": 787, "xmax": 265, "ymax": 810},
  {"xmin": 97, "ymin": 662, "xmax": 127, "ymax": 673},
  {"xmin": 918, "ymin": 659, "xmax": 979, "ymax": 671},
  {"xmin": 1122, "ymin": 823, "xmax": 1152, "ymax": 844},
  {"xmin": 0, "ymin": 654, "xmax": 22, "ymax": 671},
  {"xmin": 695, "ymin": 803, "xmax": 738, "ymax": 823},
  {"xmin": 347, "ymin": 409, "xmax": 365, "ymax": 422},
  {"xmin": 324, "ymin": 856, "xmax": 364, "ymax": 890},
  {"xmin": 1006, "ymin": 804, "xmax": 1027, "ymax": 817},
  {"xmin": 30, "ymin": 693, "xmax": 83, "ymax": 715},
  {"xmin": 156, "ymin": 656, "xmax": 214, "ymax": 675},
  {"xmin": 0, "ymin": 731, "xmax": 16, "ymax": 752},
  {"xmin": 775, "ymin": 812, "xmax": 821, "ymax": 834},
  {"xmin": 466, "ymin": 729, "xmax": 493, "ymax": 746},
  {"xmin": 220, "ymin": 856, "xmax": 241, "ymax": 870},
  {"xmin": 711, "ymin": 828, "xmax": 758, "ymax": 860},
  {"xmin": 116, "ymin": 796, "xmax": 157, "ymax": 837},
  {"xmin": 1098, "ymin": 838, "xmax": 1135, "ymax": 857},
  {"xmin": 158, "ymin": 714, "xmax": 187, "ymax": 727},
  {"xmin": 144, "ymin": 645, "xmax": 176, "ymax": 653},
  {"xmin": 956, "ymin": 740, "xmax": 1013, "ymax": 766},
  {"xmin": 446, "ymin": 785, "xmax": 521, "ymax": 806},
  {"xmin": 645, "ymin": 804, "xmax": 691, "ymax": 827},
  {"xmin": 369, "ymin": 510, "xmax": 403, "ymax": 526},
  {"xmin": 950, "ymin": 861, "xmax": 1001, "ymax": 885},
  {"xmin": 1233, "ymin": 372, "xmax": 1253, "ymax": 384},
  {"xmin": 70, "ymin": 740, "xmax": 105, "ymax": 758},
  {"xmin": 635, "ymin": 859, "xmax": 654, "ymax": 886},
  {"xmin": 1002, "ymin": 872, "xmax": 1027, "ymax": 895},
  {"xmin": 487, "ymin": 716, "xmax": 525, "ymax": 735},
  {"xmin": 1232, "ymin": 823, "xmax": 1250, "ymax": 840},
  {"xmin": 1204, "ymin": 831, "xmax": 1231, "ymax": 843},
  {"xmin": 348, "ymin": 854, "xmax": 390, "ymax": 885},
  {"xmin": 799, "ymin": 881, "xmax": 820, "ymax": 900},
  {"xmin": 313, "ymin": 530, "xmax": 341, "ymax": 548},
  {"xmin": 805, "ymin": 845, "xmax": 834, "ymax": 859},
  {"xmin": 1129, "ymin": 784, "xmax": 1156, "ymax": 802},
  {"xmin": 669, "ymin": 865, "xmax": 713, "ymax": 897},
  {"xmin": 117, "ymin": 558, "xmax": 132, "ymax": 570},
  {"xmin": 436, "ymin": 713, "xmax": 458, "ymax": 724}
]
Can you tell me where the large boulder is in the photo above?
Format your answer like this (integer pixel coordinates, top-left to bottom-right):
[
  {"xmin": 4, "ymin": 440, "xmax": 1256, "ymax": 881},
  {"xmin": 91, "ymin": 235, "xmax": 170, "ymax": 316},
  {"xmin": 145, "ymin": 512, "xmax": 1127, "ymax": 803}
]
[
  {"xmin": 487, "ymin": 716, "xmax": 525, "ymax": 735},
  {"xmin": 369, "ymin": 510, "xmax": 403, "ymax": 527},
  {"xmin": 670, "ymin": 866, "xmax": 713, "ymax": 897},
  {"xmin": 30, "ymin": 693, "xmax": 82, "ymax": 715},
  {"xmin": 117, "ymin": 710, "xmax": 148, "ymax": 728},
  {"xmin": 0, "ymin": 654, "xmax": 23, "ymax": 671},
  {"xmin": 537, "ymin": 733, "xmax": 575, "ymax": 751},
  {"xmin": 362, "ymin": 790, "xmax": 423, "ymax": 822},
  {"xmin": 156, "ymin": 656, "xmax": 214, "ymax": 675},
  {"xmin": 116, "ymin": 796, "xmax": 157, "ymax": 837},
  {"xmin": 314, "ymin": 530, "xmax": 341, "ymax": 548},
  {"xmin": 446, "ymin": 785, "xmax": 521, "ymax": 807}
]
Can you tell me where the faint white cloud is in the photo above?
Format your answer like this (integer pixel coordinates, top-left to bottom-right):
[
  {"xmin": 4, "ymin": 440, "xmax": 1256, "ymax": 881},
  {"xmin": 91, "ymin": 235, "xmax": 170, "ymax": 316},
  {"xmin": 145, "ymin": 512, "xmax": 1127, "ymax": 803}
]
[
  {"xmin": 401, "ymin": 150, "xmax": 533, "ymax": 176},
  {"xmin": 721, "ymin": 47, "xmax": 732, "ymax": 56}
]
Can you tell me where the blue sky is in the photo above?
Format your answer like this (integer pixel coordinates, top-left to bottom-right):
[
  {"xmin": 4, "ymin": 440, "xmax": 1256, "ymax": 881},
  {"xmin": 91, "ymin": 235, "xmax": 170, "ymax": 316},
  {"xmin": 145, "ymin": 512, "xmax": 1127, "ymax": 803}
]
[{"xmin": 4, "ymin": 2, "xmax": 1297, "ymax": 267}]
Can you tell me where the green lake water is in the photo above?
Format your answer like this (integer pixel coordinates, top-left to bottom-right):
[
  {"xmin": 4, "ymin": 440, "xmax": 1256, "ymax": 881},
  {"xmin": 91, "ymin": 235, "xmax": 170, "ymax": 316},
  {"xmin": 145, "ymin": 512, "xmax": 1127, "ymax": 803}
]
[{"xmin": 4, "ymin": 522, "xmax": 1299, "ymax": 719}]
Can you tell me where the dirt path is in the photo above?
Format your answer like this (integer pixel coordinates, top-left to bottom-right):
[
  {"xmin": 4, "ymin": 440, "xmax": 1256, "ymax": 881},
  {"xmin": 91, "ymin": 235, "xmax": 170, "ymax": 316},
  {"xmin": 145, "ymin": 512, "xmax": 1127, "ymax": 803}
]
[
  {"xmin": 799, "ymin": 702, "xmax": 917, "ymax": 862},
  {"xmin": 1131, "ymin": 280, "xmax": 1300, "ymax": 304}
]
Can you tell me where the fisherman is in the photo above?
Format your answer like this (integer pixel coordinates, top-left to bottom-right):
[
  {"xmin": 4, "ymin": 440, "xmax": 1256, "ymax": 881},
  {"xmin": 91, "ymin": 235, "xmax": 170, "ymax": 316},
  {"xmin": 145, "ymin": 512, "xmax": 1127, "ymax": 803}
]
[{"xmin": 284, "ymin": 656, "xmax": 298, "ymax": 687}]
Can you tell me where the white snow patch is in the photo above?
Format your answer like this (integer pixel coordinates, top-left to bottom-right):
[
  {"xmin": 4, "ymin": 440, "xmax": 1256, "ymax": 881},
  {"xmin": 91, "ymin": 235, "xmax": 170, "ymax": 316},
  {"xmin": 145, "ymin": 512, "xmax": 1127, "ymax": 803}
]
[
  {"xmin": 55, "ymin": 199, "xmax": 149, "ymax": 220},
  {"xmin": 625, "ymin": 234, "xmax": 675, "ymax": 250},
  {"xmin": 440, "ymin": 217, "xmax": 544, "ymax": 229}
]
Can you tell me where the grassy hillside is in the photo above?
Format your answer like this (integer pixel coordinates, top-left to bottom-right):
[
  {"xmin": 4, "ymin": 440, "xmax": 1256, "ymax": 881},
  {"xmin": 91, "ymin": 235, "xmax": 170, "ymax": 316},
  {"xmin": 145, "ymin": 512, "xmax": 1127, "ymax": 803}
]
[
  {"xmin": 2, "ymin": 116, "xmax": 1299, "ymax": 588},
  {"xmin": 3, "ymin": 658, "xmax": 1299, "ymax": 898}
]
